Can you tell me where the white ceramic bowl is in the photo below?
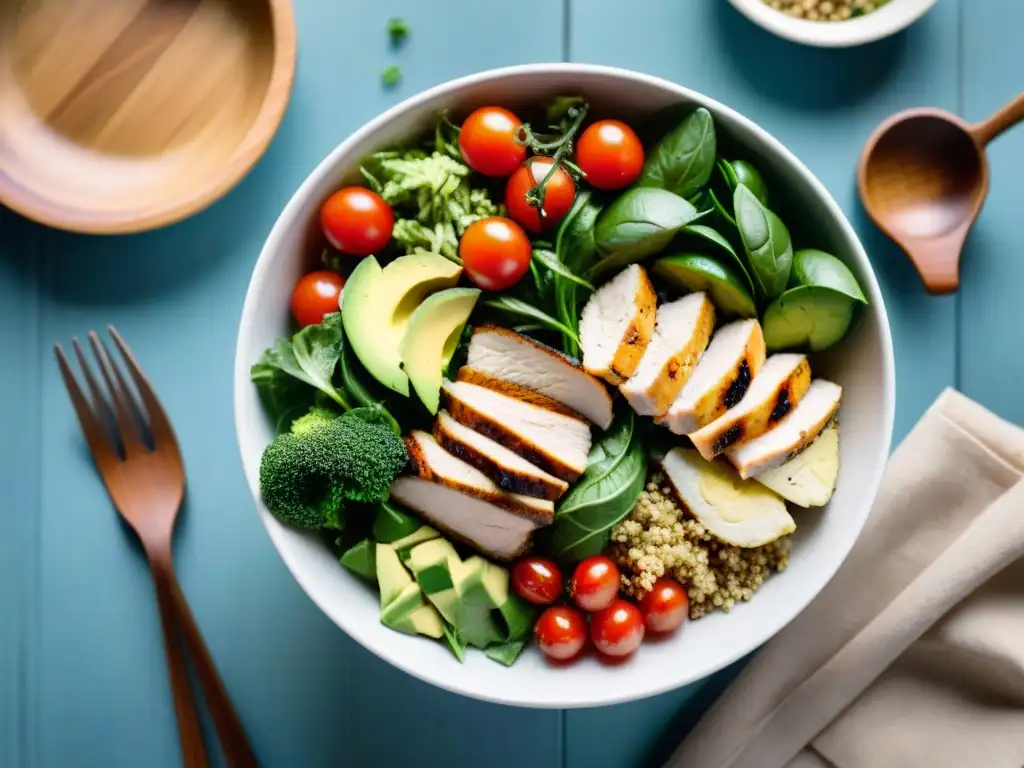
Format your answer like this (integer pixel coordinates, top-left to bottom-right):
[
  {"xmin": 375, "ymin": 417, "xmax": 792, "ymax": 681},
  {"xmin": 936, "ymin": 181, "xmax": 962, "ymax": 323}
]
[
  {"xmin": 234, "ymin": 64, "xmax": 895, "ymax": 708},
  {"xmin": 728, "ymin": 0, "xmax": 936, "ymax": 47}
]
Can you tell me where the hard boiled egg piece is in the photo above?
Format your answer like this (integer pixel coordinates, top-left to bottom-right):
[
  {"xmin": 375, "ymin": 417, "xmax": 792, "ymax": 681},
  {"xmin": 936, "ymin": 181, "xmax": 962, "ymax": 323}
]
[
  {"xmin": 756, "ymin": 423, "xmax": 839, "ymax": 508},
  {"xmin": 661, "ymin": 447, "xmax": 795, "ymax": 548}
]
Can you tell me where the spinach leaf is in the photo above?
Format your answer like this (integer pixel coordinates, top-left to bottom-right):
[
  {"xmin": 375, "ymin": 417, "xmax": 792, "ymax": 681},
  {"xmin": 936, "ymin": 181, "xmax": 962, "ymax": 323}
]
[
  {"xmin": 250, "ymin": 362, "xmax": 316, "ymax": 434},
  {"xmin": 791, "ymin": 249, "xmax": 867, "ymax": 304},
  {"xmin": 639, "ymin": 107, "xmax": 717, "ymax": 199},
  {"xmin": 251, "ymin": 313, "xmax": 351, "ymax": 415},
  {"xmin": 681, "ymin": 224, "xmax": 756, "ymax": 295},
  {"xmin": 546, "ymin": 410, "xmax": 647, "ymax": 563},
  {"xmin": 485, "ymin": 640, "xmax": 526, "ymax": 666},
  {"xmin": 590, "ymin": 188, "xmax": 699, "ymax": 278},
  {"xmin": 731, "ymin": 160, "xmax": 769, "ymax": 206},
  {"xmin": 734, "ymin": 184, "xmax": 793, "ymax": 299},
  {"xmin": 557, "ymin": 190, "xmax": 602, "ymax": 272},
  {"xmin": 554, "ymin": 191, "xmax": 602, "ymax": 356},
  {"xmin": 532, "ymin": 249, "xmax": 594, "ymax": 292},
  {"xmin": 707, "ymin": 187, "xmax": 736, "ymax": 228},
  {"xmin": 481, "ymin": 297, "xmax": 579, "ymax": 343},
  {"xmin": 442, "ymin": 623, "xmax": 467, "ymax": 662},
  {"xmin": 339, "ymin": 329, "xmax": 401, "ymax": 434}
]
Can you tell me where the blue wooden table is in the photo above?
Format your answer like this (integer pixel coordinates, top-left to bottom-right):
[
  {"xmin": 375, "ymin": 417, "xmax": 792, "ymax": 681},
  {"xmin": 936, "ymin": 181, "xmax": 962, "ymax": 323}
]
[{"xmin": 4, "ymin": 1, "xmax": 1022, "ymax": 765}]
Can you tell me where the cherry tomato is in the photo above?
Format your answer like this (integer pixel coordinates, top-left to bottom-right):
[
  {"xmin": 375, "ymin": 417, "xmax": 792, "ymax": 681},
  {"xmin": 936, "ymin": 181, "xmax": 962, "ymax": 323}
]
[
  {"xmin": 590, "ymin": 599, "xmax": 645, "ymax": 658},
  {"xmin": 504, "ymin": 159, "xmax": 577, "ymax": 233},
  {"xmin": 535, "ymin": 605, "xmax": 588, "ymax": 662},
  {"xmin": 291, "ymin": 270, "xmax": 345, "ymax": 327},
  {"xmin": 512, "ymin": 557, "xmax": 563, "ymax": 605},
  {"xmin": 459, "ymin": 107, "xmax": 526, "ymax": 177},
  {"xmin": 639, "ymin": 578, "xmax": 689, "ymax": 634},
  {"xmin": 320, "ymin": 187, "xmax": 394, "ymax": 255},
  {"xmin": 576, "ymin": 120, "xmax": 645, "ymax": 190},
  {"xmin": 458, "ymin": 217, "xmax": 532, "ymax": 291},
  {"xmin": 569, "ymin": 555, "xmax": 620, "ymax": 612}
]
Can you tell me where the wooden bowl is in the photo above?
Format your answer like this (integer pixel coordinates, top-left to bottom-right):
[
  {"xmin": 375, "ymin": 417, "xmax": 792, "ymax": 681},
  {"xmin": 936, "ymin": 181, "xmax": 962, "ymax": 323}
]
[{"xmin": 0, "ymin": 0, "xmax": 296, "ymax": 234}]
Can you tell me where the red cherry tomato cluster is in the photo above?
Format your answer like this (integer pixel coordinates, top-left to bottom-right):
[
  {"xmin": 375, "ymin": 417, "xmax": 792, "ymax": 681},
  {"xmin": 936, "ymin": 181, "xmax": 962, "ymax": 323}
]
[
  {"xmin": 511, "ymin": 554, "xmax": 687, "ymax": 664},
  {"xmin": 293, "ymin": 106, "xmax": 649, "ymax": 323},
  {"xmin": 455, "ymin": 106, "xmax": 645, "ymax": 291}
]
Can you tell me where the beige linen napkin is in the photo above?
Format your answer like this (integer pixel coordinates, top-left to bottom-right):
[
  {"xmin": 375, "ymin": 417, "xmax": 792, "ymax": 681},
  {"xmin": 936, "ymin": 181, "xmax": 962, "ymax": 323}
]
[{"xmin": 665, "ymin": 388, "xmax": 1024, "ymax": 768}]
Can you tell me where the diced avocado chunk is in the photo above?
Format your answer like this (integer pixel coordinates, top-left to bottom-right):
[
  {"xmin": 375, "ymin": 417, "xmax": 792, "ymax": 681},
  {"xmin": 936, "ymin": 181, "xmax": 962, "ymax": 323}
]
[
  {"xmin": 376, "ymin": 543, "xmax": 413, "ymax": 608},
  {"xmin": 444, "ymin": 554, "xmax": 503, "ymax": 649},
  {"xmin": 341, "ymin": 253, "xmax": 462, "ymax": 396},
  {"xmin": 457, "ymin": 556, "xmax": 508, "ymax": 608},
  {"xmin": 381, "ymin": 583, "xmax": 444, "ymax": 639},
  {"xmin": 407, "ymin": 539, "xmax": 458, "ymax": 594},
  {"xmin": 380, "ymin": 581, "xmax": 424, "ymax": 627},
  {"xmin": 400, "ymin": 287, "xmax": 481, "ymax": 413},
  {"xmin": 372, "ymin": 501, "xmax": 422, "ymax": 543},
  {"xmin": 390, "ymin": 525, "xmax": 441, "ymax": 553},
  {"xmin": 340, "ymin": 538, "xmax": 376, "ymax": 581},
  {"xmin": 405, "ymin": 604, "xmax": 444, "ymax": 638}
]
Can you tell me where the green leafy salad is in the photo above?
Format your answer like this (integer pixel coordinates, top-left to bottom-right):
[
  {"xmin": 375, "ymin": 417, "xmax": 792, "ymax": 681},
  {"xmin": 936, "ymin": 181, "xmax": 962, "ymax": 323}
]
[{"xmin": 252, "ymin": 96, "xmax": 868, "ymax": 667}]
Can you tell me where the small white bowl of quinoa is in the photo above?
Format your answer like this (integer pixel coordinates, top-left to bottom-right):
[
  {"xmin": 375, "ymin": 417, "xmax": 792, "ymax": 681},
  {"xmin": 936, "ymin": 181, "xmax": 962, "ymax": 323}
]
[{"xmin": 728, "ymin": 0, "xmax": 937, "ymax": 47}]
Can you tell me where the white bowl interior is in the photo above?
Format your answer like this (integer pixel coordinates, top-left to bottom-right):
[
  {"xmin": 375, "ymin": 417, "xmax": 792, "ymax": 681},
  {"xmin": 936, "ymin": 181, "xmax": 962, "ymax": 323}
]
[
  {"xmin": 727, "ymin": 0, "xmax": 937, "ymax": 48},
  {"xmin": 234, "ymin": 64, "xmax": 894, "ymax": 709}
]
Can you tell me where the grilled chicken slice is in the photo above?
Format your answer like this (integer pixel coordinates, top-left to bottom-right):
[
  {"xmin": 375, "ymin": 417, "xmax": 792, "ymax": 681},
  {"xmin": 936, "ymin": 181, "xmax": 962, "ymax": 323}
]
[
  {"xmin": 465, "ymin": 325, "xmax": 614, "ymax": 429},
  {"xmin": 689, "ymin": 353, "xmax": 812, "ymax": 461},
  {"xmin": 727, "ymin": 379, "xmax": 842, "ymax": 479},
  {"xmin": 390, "ymin": 478, "xmax": 539, "ymax": 561},
  {"xmin": 620, "ymin": 292, "xmax": 715, "ymax": 417},
  {"xmin": 434, "ymin": 410, "xmax": 568, "ymax": 501},
  {"xmin": 441, "ymin": 379, "xmax": 592, "ymax": 482},
  {"xmin": 456, "ymin": 368, "xmax": 579, "ymax": 419},
  {"xmin": 403, "ymin": 431, "xmax": 555, "ymax": 521},
  {"xmin": 661, "ymin": 319, "xmax": 767, "ymax": 435},
  {"xmin": 580, "ymin": 264, "xmax": 658, "ymax": 386}
]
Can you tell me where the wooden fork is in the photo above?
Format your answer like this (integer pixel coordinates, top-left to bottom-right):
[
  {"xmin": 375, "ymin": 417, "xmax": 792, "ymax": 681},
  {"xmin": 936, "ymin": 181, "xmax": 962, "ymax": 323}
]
[{"xmin": 55, "ymin": 327, "xmax": 257, "ymax": 768}]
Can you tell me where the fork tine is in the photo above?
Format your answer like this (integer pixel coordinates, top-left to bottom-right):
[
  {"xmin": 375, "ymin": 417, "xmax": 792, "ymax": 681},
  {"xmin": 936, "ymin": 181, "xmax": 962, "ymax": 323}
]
[
  {"xmin": 108, "ymin": 326, "xmax": 181, "ymax": 455},
  {"xmin": 89, "ymin": 331, "xmax": 146, "ymax": 456},
  {"xmin": 55, "ymin": 344, "xmax": 118, "ymax": 466},
  {"xmin": 72, "ymin": 338, "xmax": 119, "ymax": 446}
]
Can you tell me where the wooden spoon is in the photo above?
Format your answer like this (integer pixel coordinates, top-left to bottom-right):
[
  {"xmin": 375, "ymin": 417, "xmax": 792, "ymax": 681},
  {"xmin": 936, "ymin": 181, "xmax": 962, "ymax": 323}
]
[{"xmin": 857, "ymin": 93, "xmax": 1024, "ymax": 293}]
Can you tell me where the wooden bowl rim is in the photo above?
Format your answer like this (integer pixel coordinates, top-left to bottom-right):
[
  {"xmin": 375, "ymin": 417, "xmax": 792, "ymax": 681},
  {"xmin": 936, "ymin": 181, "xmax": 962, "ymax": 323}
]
[{"xmin": 0, "ymin": 0, "xmax": 298, "ymax": 235}]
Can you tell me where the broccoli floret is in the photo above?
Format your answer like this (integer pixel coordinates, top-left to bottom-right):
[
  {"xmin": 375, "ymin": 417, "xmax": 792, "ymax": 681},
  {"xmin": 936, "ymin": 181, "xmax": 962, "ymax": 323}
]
[
  {"xmin": 291, "ymin": 406, "xmax": 340, "ymax": 436},
  {"xmin": 259, "ymin": 432, "xmax": 346, "ymax": 529},
  {"xmin": 329, "ymin": 412, "xmax": 408, "ymax": 502},
  {"xmin": 259, "ymin": 409, "xmax": 408, "ymax": 530}
]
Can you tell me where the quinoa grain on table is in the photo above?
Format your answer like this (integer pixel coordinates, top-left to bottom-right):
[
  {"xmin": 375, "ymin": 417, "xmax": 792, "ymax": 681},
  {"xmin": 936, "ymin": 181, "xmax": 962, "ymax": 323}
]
[{"xmin": 610, "ymin": 477, "xmax": 791, "ymax": 619}]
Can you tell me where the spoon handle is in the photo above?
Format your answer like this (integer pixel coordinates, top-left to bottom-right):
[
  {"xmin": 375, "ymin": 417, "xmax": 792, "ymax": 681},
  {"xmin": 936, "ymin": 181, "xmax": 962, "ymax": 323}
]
[{"xmin": 970, "ymin": 93, "xmax": 1024, "ymax": 146}]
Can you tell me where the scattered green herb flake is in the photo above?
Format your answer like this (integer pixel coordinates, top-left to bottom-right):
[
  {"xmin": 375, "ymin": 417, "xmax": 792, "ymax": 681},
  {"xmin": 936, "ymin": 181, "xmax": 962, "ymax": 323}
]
[
  {"xmin": 382, "ymin": 65, "xmax": 403, "ymax": 88},
  {"xmin": 387, "ymin": 17, "xmax": 410, "ymax": 45}
]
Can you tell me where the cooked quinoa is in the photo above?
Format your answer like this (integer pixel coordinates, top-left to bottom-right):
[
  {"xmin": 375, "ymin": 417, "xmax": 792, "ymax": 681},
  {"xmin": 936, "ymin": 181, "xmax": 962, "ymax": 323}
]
[
  {"xmin": 762, "ymin": 0, "xmax": 890, "ymax": 22},
  {"xmin": 610, "ymin": 475, "xmax": 791, "ymax": 619}
]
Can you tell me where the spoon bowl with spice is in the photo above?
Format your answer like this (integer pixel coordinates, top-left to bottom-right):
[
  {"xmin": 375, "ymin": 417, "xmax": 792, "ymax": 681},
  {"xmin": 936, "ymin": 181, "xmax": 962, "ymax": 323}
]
[{"xmin": 728, "ymin": 0, "xmax": 936, "ymax": 47}]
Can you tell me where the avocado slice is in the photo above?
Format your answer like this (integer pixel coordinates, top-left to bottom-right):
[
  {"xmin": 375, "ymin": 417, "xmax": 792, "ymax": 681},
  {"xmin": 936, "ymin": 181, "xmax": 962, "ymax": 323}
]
[
  {"xmin": 342, "ymin": 254, "xmax": 462, "ymax": 396},
  {"xmin": 340, "ymin": 539, "xmax": 376, "ymax": 581},
  {"xmin": 372, "ymin": 501, "xmax": 422, "ymax": 543},
  {"xmin": 375, "ymin": 543, "xmax": 413, "ymax": 608},
  {"xmin": 400, "ymin": 287, "xmax": 481, "ymax": 413},
  {"xmin": 407, "ymin": 538, "xmax": 458, "ymax": 594}
]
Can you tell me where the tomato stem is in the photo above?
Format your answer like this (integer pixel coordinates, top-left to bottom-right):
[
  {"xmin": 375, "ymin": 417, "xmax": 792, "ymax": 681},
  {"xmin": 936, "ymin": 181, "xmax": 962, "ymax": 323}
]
[{"xmin": 515, "ymin": 102, "xmax": 589, "ymax": 216}]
